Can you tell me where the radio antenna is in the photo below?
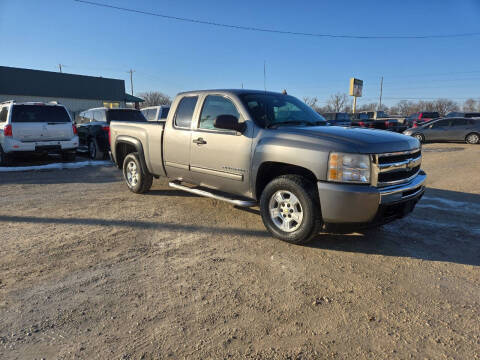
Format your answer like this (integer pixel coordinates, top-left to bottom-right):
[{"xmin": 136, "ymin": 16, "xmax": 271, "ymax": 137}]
[{"xmin": 263, "ymin": 60, "xmax": 267, "ymax": 93}]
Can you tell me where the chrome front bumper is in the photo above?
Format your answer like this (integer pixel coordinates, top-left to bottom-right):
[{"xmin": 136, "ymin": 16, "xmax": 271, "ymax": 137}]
[{"xmin": 317, "ymin": 171, "xmax": 426, "ymax": 224}]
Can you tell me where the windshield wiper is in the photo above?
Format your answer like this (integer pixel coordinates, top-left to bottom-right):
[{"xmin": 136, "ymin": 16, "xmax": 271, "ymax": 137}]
[{"xmin": 266, "ymin": 120, "xmax": 309, "ymax": 128}]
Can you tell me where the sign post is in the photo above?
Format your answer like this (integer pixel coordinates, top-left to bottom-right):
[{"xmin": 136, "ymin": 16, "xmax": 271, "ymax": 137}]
[{"xmin": 349, "ymin": 78, "xmax": 363, "ymax": 114}]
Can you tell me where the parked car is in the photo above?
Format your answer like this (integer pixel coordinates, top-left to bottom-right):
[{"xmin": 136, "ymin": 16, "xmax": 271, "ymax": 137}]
[
  {"xmin": 321, "ymin": 112, "xmax": 351, "ymax": 126},
  {"xmin": 141, "ymin": 105, "xmax": 170, "ymax": 122},
  {"xmin": 446, "ymin": 111, "xmax": 480, "ymax": 118},
  {"xmin": 403, "ymin": 117, "xmax": 480, "ymax": 144},
  {"xmin": 76, "ymin": 107, "xmax": 147, "ymax": 160},
  {"xmin": 110, "ymin": 89, "xmax": 426, "ymax": 244},
  {"xmin": 0, "ymin": 100, "xmax": 78, "ymax": 165},
  {"xmin": 405, "ymin": 112, "xmax": 440, "ymax": 128}
]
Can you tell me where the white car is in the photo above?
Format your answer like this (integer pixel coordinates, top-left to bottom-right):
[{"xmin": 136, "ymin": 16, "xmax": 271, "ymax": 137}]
[
  {"xmin": 0, "ymin": 100, "xmax": 79, "ymax": 165},
  {"xmin": 140, "ymin": 105, "xmax": 170, "ymax": 122}
]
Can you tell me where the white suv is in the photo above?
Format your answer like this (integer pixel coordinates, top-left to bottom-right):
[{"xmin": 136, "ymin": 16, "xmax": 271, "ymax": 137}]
[
  {"xmin": 140, "ymin": 105, "xmax": 170, "ymax": 122},
  {"xmin": 0, "ymin": 101, "xmax": 79, "ymax": 165}
]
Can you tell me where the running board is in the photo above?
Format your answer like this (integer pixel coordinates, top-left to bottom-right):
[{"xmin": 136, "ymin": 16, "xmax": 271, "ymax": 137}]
[{"xmin": 168, "ymin": 181, "xmax": 257, "ymax": 208}]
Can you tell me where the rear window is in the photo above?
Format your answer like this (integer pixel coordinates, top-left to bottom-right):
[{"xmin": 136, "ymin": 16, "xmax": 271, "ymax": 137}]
[
  {"xmin": 11, "ymin": 105, "xmax": 71, "ymax": 123},
  {"xmin": 160, "ymin": 107, "xmax": 170, "ymax": 119},
  {"xmin": 422, "ymin": 112, "xmax": 439, "ymax": 119},
  {"xmin": 336, "ymin": 113, "xmax": 350, "ymax": 121},
  {"xmin": 107, "ymin": 109, "xmax": 146, "ymax": 123}
]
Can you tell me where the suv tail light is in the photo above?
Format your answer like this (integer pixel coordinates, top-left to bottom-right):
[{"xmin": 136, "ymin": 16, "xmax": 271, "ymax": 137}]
[
  {"xmin": 72, "ymin": 124, "xmax": 78, "ymax": 135},
  {"xmin": 4, "ymin": 124, "xmax": 12, "ymax": 137},
  {"xmin": 102, "ymin": 125, "xmax": 110, "ymax": 145}
]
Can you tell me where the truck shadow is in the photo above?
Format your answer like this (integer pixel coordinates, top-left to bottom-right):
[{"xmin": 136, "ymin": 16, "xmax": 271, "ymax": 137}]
[{"xmin": 307, "ymin": 188, "xmax": 480, "ymax": 266}]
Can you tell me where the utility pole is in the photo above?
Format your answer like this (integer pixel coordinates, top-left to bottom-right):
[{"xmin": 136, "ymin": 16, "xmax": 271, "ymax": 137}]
[
  {"xmin": 58, "ymin": 64, "xmax": 64, "ymax": 73},
  {"xmin": 127, "ymin": 69, "xmax": 135, "ymax": 96},
  {"xmin": 379, "ymin": 76, "xmax": 383, "ymax": 110}
]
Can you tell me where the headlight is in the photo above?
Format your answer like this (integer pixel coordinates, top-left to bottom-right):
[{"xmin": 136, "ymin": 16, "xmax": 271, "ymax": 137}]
[{"xmin": 327, "ymin": 152, "xmax": 371, "ymax": 184}]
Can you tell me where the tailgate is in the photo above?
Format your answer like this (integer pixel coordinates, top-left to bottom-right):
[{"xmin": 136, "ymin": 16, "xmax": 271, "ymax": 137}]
[{"xmin": 11, "ymin": 104, "xmax": 74, "ymax": 142}]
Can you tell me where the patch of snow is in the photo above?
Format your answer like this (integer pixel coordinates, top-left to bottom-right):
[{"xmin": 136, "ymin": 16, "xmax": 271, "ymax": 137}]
[{"xmin": 0, "ymin": 160, "xmax": 112, "ymax": 173}]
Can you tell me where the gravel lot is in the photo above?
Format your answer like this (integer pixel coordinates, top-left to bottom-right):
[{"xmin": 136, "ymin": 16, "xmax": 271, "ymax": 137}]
[{"xmin": 0, "ymin": 143, "xmax": 479, "ymax": 359}]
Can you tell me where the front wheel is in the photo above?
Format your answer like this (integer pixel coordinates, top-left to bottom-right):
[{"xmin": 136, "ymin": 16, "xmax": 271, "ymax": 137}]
[
  {"xmin": 413, "ymin": 133, "xmax": 424, "ymax": 143},
  {"xmin": 465, "ymin": 132, "xmax": 480, "ymax": 144},
  {"xmin": 122, "ymin": 153, "xmax": 153, "ymax": 194},
  {"xmin": 259, "ymin": 175, "xmax": 322, "ymax": 244}
]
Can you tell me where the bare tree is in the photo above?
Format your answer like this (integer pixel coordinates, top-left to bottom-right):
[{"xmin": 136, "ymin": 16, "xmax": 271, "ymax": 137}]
[
  {"xmin": 326, "ymin": 93, "xmax": 348, "ymax": 112},
  {"xmin": 137, "ymin": 91, "xmax": 172, "ymax": 108},
  {"xmin": 463, "ymin": 98, "xmax": 477, "ymax": 112},
  {"xmin": 431, "ymin": 99, "xmax": 459, "ymax": 116}
]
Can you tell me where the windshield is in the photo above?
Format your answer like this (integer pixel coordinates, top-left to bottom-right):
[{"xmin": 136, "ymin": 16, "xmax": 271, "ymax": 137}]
[
  {"xmin": 240, "ymin": 93, "xmax": 326, "ymax": 128},
  {"xmin": 11, "ymin": 105, "xmax": 71, "ymax": 123}
]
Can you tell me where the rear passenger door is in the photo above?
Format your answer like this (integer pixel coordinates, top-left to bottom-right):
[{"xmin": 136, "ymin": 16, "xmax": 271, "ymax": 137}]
[
  {"xmin": 448, "ymin": 118, "xmax": 468, "ymax": 140},
  {"xmin": 163, "ymin": 96, "xmax": 199, "ymax": 181}
]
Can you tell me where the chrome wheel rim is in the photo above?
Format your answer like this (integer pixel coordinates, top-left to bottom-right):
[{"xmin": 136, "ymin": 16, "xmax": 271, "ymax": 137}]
[
  {"xmin": 467, "ymin": 134, "xmax": 479, "ymax": 144},
  {"xmin": 269, "ymin": 190, "xmax": 303, "ymax": 233},
  {"xmin": 89, "ymin": 141, "xmax": 96, "ymax": 159},
  {"xmin": 126, "ymin": 161, "xmax": 139, "ymax": 187}
]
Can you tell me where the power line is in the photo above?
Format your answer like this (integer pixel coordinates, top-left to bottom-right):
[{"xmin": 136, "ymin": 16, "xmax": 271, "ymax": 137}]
[{"xmin": 73, "ymin": 0, "xmax": 480, "ymax": 40}]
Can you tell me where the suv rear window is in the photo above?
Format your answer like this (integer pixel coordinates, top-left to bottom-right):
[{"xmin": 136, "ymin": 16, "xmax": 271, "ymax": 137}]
[
  {"xmin": 106, "ymin": 109, "xmax": 146, "ymax": 123},
  {"xmin": 11, "ymin": 105, "xmax": 71, "ymax": 123}
]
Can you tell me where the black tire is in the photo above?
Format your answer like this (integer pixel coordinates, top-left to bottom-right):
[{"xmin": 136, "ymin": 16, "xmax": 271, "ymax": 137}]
[
  {"xmin": 122, "ymin": 152, "xmax": 153, "ymax": 194},
  {"xmin": 0, "ymin": 146, "xmax": 11, "ymax": 166},
  {"xmin": 62, "ymin": 151, "xmax": 76, "ymax": 162},
  {"xmin": 413, "ymin": 133, "xmax": 425, "ymax": 143},
  {"xmin": 465, "ymin": 132, "xmax": 480, "ymax": 144},
  {"xmin": 88, "ymin": 138, "xmax": 104, "ymax": 160},
  {"xmin": 259, "ymin": 175, "xmax": 322, "ymax": 244}
]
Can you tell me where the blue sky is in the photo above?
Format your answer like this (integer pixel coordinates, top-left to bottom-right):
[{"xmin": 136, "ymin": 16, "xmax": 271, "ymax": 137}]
[{"xmin": 1, "ymin": 0, "xmax": 480, "ymax": 106}]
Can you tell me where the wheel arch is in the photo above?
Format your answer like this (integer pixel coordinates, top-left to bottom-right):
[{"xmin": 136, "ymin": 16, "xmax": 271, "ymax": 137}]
[
  {"xmin": 115, "ymin": 136, "xmax": 149, "ymax": 175},
  {"xmin": 254, "ymin": 161, "xmax": 318, "ymax": 200}
]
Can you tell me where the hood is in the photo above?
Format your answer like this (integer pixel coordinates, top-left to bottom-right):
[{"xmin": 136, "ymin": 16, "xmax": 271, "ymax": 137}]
[{"xmin": 278, "ymin": 126, "xmax": 420, "ymax": 153}]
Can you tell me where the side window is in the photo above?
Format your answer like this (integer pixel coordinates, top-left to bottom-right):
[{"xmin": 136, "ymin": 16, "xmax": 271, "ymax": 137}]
[
  {"xmin": 433, "ymin": 119, "xmax": 450, "ymax": 127},
  {"xmin": 452, "ymin": 118, "xmax": 467, "ymax": 126},
  {"xmin": 97, "ymin": 110, "xmax": 106, "ymax": 122},
  {"xmin": 85, "ymin": 111, "xmax": 92, "ymax": 123},
  {"xmin": 199, "ymin": 96, "xmax": 240, "ymax": 130},
  {"xmin": 174, "ymin": 96, "xmax": 198, "ymax": 129},
  {"xmin": 0, "ymin": 107, "xmax": 8, "ymax": 123}
]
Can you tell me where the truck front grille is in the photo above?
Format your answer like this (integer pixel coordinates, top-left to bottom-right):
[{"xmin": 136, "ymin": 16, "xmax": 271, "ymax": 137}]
[{"xmin": 372, "ymin": 149, "xmax": 422, "ymax": 187}]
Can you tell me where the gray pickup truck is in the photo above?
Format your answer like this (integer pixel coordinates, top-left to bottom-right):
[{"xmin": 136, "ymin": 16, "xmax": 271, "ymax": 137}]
[{"xmin": 110, "ymin": 89, "xmax": 426, "ymax": 244}]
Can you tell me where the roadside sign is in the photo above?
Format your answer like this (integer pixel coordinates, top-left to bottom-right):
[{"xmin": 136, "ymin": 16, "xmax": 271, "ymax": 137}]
[{"xmin": 349, "ymin": 78, "xmax": 363, "ymax": 97}]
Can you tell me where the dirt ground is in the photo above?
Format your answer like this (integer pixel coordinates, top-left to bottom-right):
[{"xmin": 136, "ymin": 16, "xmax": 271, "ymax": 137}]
[{"xmin": 0, "ymin": 143, "xmax": 479, "ymax": 359}]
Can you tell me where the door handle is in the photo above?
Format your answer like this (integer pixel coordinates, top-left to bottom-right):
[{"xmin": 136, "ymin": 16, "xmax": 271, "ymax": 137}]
[{"xmin": 193, "ymin": 137, "xmax": 207, "ymax": 145}]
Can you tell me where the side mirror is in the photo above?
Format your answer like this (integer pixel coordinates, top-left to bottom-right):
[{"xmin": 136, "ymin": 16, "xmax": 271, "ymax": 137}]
[{"xmin": 214, "ymin": 114, "xmax": 246, "ymax": 133}]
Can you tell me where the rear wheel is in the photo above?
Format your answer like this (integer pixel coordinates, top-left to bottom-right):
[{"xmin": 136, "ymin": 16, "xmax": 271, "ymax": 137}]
[
  {"xmin": 259, "ymin": 175, "xmax": 322, "ymax": 244},
  {"xmin": 413, "ymin": 133, "xmax": 424, "ymax": 143},
  {"xmin": 89, "ymin": 139, "xmax": 104, "ymax": 160},
  {"xmin": 122, "ymin": 153, "xmax": 153, "ymax": 194},
  {"xmin": 0, "ymin": 146, "xmax": 11, "ymax": 166},
  {"xmin": 465, "ymin": 132, "xmax": 479, "ymax": 144}
]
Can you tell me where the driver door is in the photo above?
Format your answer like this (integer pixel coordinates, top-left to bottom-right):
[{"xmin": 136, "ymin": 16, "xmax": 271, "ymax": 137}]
[
  {"xmin": 189, "ymin": 95, "xmax": 252, "ymax": 197},
  {"xmin": 425, "ymin": 119, "xmax": 450, "ymax": 141}
]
